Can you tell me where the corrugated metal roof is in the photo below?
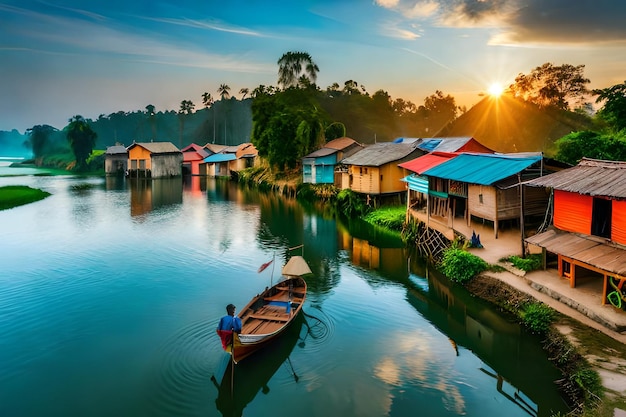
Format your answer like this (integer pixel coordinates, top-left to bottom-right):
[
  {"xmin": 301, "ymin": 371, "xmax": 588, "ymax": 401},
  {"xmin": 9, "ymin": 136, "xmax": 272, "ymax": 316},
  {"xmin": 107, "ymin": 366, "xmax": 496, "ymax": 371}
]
[
  {"xmin": 526, "ymin": 228, "xmax": 626, "ymax": 276},
  {"xmin": 341, "ymin": 142, "xmax": 423, "ymax": 167},
  {"xmin": 524, "ymin": 157, "xmax": 626, "ymax": 198},
  {"xmin": 325, "ymin": 137, "xmax": 360, "ymax": 150},
  {"xmin": 105, "ymin": 145, "xmax": 127, "ymax": 155},
  {"xmin": 204, "ymin": 153, "xmax": 236, "ymax": 163},
  {"xmin": 402, "ymin": 174, "xmax": 429, "ymax": 194},
  {"xmin": 128, "ymin": 142, "xmax": 180, "ymax": 153},
  {"xmin": 222, "ymin": 145, "xmax": 240, "ymax": 153},
  {"xmin": 203, "ymin": 144, "xmax": 228, "ymax": 154},
  {"xmin": 423, "ymin": 153, "xmax": 542, "ymax": 185},
  {"xmin": 393, "ymin": 137, "xmax": 421, "ymax": 144},
  {"xmin": 416, "ymin": 137, "xmax": 494, "ymax": 153},
  {"xmin": 304, "ymin": 147, "xmax": 338, "ymax": 158},
  {"xmin": 398, "ymin": 151, "xmax": 458, "ymax": 174}
]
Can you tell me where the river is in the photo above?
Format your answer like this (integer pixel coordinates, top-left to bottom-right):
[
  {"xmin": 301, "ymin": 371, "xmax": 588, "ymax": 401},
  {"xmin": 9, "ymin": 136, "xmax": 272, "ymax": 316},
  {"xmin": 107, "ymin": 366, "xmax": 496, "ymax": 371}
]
[{"xmin": 0, "ymin": 167, "xmax": 569, "ymax": 417}]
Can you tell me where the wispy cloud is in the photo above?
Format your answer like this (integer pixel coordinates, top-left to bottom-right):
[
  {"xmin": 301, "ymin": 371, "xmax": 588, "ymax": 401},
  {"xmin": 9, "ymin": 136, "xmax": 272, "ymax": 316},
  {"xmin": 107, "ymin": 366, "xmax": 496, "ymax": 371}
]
[
  {"xmin": 38, "ymin": 0, "xmax": 107, "ymax": 22},
  {"xmin": 380, "ymin": 21, "xmax": 421, "ymax": 40},
  {"xmin": 0, "ymin": 3, "xmax": 273, "ymax": 74},
  {"xmin": 139, "ymin": 16, "xmax": 266, "ymax": 37},
  {"xmin": 400, "ymin": 47, "xmax": 454, "ymax": 72}
]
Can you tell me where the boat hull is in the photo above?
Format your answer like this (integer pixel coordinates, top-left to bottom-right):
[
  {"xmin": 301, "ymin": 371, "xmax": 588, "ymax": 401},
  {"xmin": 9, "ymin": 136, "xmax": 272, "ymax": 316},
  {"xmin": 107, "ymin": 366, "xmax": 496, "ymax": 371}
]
[{"xmin": 223, "ymin": 276, "xmax": 307, "ymax": 363}]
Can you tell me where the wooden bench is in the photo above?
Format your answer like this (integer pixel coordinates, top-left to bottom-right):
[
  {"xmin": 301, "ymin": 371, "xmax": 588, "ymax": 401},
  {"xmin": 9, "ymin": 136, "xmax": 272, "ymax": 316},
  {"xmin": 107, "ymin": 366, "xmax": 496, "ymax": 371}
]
[{"xmin": 247, "ymin": 313, "xmax": 290, "ymax": 322}]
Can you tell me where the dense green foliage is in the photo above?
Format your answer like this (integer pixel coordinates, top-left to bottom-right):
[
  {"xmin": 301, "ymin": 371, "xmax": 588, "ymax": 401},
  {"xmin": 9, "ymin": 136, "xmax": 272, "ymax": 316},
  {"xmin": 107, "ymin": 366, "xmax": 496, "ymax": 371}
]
[
  {"xmin": 334, "ymin": 189, "xmax": 370, "ymax": 218},
  {"xmin": 509, "ymin": 63, "xmax": 590, "ymax": 111},
  {"xmin": 251, "ymin": 87, "xmax": 325, "ymax": 169},
  {"xmin": 520, "ymin": 302, "xmax": 554, "ymax": 334},
  {"xmin": 554, "ymin": 130, "xmax": 626, "ymax": 164},
  {"xmin": 362, "ymin": 206, "xmax": 406, "ymax": 232},
  {"xmin": 595, "ymin": 81, "xmax": 626, "ymax": 132},
  {"xmin": 66, "ymin": 115, "xmax": 97, "ymax": 171},
  {"xmin": 439, "ymin": 248, "xmax": 488, "ymax": 283},
  {"xmin": 0, "ymin": 185, "xmax": 51, "ymax": 210}
]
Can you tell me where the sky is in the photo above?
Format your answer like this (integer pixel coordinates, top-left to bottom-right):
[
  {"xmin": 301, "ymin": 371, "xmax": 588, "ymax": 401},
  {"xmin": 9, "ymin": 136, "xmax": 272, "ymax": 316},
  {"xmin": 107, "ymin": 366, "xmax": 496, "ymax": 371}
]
[{"xmin": 1, "ymin": 0, "xmax": 625, "ymax": 133}]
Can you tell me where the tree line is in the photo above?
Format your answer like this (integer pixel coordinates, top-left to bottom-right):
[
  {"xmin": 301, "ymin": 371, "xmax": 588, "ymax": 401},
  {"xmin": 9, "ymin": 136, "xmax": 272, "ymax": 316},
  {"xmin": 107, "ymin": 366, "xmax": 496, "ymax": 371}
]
[{"xmin": 18, "ymin": 51, "xmax": 626, "ymax": 171}]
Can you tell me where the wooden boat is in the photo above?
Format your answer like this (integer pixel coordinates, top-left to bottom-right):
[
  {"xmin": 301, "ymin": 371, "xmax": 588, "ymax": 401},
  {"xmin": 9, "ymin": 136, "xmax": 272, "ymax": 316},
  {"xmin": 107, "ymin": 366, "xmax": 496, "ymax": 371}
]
[
  {"xmin": 214, "ymin": 313, "xmax": 304, "ymax": 417},
  {"xmin": 219, "ymin": 255, "xmax": 310, "ymax": 363}
]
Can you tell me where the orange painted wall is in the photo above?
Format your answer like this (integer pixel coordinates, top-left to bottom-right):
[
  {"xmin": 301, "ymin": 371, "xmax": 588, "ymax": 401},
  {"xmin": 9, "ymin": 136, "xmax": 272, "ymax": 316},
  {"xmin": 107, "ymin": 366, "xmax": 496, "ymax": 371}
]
[
  {"xmin": 612, "ymin": 200, "xmax": 626, "ymax": 245},
  {"xmin": 554, "ymin": 190, "xmax": 592, "ymax": 234},
  {"xmin": 128, "ymin": 146, "xmax": 152, "ymax": 170}
]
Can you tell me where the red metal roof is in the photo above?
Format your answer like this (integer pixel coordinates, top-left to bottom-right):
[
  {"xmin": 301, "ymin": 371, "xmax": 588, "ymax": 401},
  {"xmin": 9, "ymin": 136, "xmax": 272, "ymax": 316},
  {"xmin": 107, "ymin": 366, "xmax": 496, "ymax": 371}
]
[{"xmin": 398, "ymin": 151, "xmax": 458, "ymax": 174}]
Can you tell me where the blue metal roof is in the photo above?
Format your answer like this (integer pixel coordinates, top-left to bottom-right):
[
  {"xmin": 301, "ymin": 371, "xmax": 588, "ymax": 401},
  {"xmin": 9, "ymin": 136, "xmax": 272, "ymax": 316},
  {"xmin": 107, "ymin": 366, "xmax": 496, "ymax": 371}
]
[
  {"xmin": 204, "ymin": 153, "xmax": 236, "ymax": 163},
  {"xmin": 423, "ymin": 153, "xmax": 542, "ymax": 185},
  {"xmin": 416, "ymin": 139, "xmax": 442, "ymax": 152}
]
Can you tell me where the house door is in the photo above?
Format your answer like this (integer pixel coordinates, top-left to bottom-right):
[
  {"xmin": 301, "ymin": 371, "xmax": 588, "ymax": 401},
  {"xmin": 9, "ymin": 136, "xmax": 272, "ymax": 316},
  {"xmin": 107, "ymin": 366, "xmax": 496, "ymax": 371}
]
[{"xmin": 591, "ymin": 197, "xmax": 612, "ymax": 238}]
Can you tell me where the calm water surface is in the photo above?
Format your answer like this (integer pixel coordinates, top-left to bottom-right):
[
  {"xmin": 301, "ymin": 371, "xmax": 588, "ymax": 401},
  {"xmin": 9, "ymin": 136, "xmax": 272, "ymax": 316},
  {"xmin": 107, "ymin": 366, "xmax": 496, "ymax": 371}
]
[{"xmin": 0, "ymin": 167, "xmax": 569, "ymax": 417}]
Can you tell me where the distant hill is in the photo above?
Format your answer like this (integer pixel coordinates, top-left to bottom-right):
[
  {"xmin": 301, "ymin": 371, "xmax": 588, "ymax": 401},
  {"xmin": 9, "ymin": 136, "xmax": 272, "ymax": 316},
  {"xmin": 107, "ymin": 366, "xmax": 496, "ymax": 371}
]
[
  {"xmin": 0, "ymin": 130, "xmax": 30, "ymax": 158},
  {"xmin": 438, "ymin": 94, "xmax": 595, "ymax": 155}
]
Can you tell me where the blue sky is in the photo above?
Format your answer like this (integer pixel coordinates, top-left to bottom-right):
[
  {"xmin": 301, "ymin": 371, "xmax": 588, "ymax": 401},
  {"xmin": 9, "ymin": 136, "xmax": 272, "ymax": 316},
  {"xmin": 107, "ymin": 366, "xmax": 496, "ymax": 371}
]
[{"xmin": 1, "ymin": 0, "xmax": 625, "ymax": 132}]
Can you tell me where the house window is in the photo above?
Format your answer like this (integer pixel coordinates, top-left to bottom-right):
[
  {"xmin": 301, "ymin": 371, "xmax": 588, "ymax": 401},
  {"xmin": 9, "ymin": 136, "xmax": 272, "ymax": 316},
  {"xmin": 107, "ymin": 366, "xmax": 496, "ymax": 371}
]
[
  {"xmin": 479, "ymin": 194, "xmax": 483, "ymax": 204},
  {"xmin": 591, "ymin": 197, "xmax": 612, "ymax": 238}
]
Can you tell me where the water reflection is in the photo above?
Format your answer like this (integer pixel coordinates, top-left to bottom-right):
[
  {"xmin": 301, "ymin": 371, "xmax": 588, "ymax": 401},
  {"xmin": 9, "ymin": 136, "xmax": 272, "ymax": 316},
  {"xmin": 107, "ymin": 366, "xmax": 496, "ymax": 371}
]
[
  {"xmin": 404, "ymin": 257, "xmax": 566, "ymax": 416},
  {"xmin": 128, "ymin": 178, "xmax": 182, "ymax": 217},
  {"xmin": 213, "ymin": 314, "xmax": 304, "ymax": 417},
  {"xmin": 105, "ymin": 175, "xmax": 127, "ymax": 191}
]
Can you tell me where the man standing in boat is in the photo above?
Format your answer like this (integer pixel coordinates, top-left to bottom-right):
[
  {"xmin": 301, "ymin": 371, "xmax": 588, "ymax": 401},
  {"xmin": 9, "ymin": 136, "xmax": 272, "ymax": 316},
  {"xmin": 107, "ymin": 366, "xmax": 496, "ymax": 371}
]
[{"xmin": 216, "ymin": 304, "xmax": 242, "ymax": 350}]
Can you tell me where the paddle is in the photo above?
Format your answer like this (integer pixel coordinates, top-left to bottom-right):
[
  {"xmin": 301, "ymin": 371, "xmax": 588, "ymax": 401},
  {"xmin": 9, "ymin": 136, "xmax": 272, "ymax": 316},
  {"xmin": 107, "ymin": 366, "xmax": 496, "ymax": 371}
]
[
  {"xmin": 230, "ymin": 323, "xmax": 235, "ymax": 395},
  {"xmin": 285, "ymin": 356, "xmax": 299, "ymax": 383}
]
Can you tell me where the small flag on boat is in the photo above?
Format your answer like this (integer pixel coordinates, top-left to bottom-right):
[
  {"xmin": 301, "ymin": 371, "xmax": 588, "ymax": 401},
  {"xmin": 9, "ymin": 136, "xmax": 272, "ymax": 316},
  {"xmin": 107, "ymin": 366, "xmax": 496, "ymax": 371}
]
[{"xmin": 257, "ymin": 259, "xmax": 273, "ymax": 273}]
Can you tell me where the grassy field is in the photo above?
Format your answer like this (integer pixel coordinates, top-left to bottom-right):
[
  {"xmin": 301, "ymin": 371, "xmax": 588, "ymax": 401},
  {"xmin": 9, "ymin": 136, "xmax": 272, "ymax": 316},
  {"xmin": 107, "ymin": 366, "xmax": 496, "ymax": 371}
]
[{"xmin": 0, "ymin": 185, "xmax": 51, "ymax": 210}]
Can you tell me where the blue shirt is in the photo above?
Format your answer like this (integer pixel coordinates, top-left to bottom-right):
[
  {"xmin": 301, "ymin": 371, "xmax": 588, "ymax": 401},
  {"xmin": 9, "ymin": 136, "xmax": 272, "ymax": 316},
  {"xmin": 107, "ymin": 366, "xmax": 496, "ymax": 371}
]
[{"xmin": 217, "ymin": 315, "xmax": 242, "ymax": 333}]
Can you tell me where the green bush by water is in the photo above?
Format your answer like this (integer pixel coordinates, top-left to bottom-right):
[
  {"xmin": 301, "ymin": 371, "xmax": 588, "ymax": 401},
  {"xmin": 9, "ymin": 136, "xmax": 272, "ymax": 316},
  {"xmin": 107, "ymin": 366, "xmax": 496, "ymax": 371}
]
[
  {"xmin": 439, "ymin": 248, "xmax": 488, "ymax": 284},
  {"xmin": 520, "ymin": 302, "xmax": 554, "ymax": 334}
]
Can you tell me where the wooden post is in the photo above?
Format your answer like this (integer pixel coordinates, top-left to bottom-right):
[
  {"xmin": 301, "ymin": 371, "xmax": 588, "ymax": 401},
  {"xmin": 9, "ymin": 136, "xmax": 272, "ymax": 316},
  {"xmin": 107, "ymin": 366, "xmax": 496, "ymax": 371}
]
[{"xmin": 517, "ymin": 173, "xmax": 526, "ymax": 258}]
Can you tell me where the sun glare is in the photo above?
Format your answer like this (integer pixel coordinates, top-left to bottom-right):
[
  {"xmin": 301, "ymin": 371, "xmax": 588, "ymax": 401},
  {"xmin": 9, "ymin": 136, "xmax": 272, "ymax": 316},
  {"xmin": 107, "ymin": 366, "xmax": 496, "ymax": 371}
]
[{"xmin": 487, "ymin": 82, "xmax": 504, "ymax": 98}]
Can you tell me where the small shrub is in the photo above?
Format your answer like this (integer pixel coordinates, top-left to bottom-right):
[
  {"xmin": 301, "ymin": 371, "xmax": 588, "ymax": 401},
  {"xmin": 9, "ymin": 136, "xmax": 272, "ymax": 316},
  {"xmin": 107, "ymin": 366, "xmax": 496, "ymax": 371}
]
[
  {"xmin": 439, "ymin": 248, "xmax": 488, "ymax": 284},
  {"xmin": 572, "ymin": 367, "xmax": 603, "ymax": 402},
  {"xmin": 520, "ymin": 302, "xmax": 554, "ymax": 334},
  {"xmin": 506, "ymin": 254, "xmax": 543, "ymax": 272}
]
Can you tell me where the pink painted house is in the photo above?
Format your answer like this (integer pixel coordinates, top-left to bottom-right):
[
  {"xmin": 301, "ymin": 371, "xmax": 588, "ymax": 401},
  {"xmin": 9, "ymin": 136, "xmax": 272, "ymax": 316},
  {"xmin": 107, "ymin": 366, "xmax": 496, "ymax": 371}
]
[{"xmin": 181, "ymin": 143, "xmax": 209, "ymax": 176}]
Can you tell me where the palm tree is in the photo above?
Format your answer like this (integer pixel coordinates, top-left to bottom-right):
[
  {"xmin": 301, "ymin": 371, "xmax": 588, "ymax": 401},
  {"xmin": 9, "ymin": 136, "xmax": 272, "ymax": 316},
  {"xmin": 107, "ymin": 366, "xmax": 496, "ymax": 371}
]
[
  {"xmin": 217, "ymin": 84, "xmax": 231, "ymax": 100},
  {"xmin": 239, "ymin": 87, "xmax": 249, "ymax": 99},
  {"xmin": 217, "ymin": 84, "xmax": 231, "ymax": 143},
  {"xmin": 178, "ymin": 99, "xmax": 195, "ymax": 148},
  {"xmin": 277, "ymin": 51, "xmax": 319, "ymax": 89},
  {"xmin": 145, "ymin": 104, "xmax": 156, "ymax": 141},
  {"xmin": 202, "ymin": 92, "xmax": 215, "ymax": 143}
]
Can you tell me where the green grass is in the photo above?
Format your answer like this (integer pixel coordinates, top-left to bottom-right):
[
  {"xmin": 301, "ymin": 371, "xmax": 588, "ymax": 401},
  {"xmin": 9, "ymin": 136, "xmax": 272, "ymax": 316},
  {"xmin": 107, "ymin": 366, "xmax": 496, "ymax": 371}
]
[
  {"xmin": 0, "ymin": 185, "xmax": 51, "ymax": 210},
  {"xmin": 503, "ymin": 254, "xmax": 543, "ymax": 272},
  {"xmin": 363, "ymin": 206, "xmax": 406, "ymax": 232}
]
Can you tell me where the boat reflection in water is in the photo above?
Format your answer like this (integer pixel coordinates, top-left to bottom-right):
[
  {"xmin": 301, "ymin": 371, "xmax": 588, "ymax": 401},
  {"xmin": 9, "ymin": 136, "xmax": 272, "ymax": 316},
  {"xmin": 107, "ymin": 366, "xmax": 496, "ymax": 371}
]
[{"xmin": 212, "ymin": 313, "xmax": 305, "ymax": 417}]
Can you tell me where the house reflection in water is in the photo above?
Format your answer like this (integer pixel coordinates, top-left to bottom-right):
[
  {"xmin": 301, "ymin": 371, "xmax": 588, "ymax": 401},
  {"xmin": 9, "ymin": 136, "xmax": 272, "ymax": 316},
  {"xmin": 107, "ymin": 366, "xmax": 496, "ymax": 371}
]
[
  {"xmin": 129, "ymin": 178, "xmax": 183, "ymax": 217},
  {"xmin": 407, "ymin": 264, "xmax": 565, "ymax": 416},
  {"xmin": 336, "ymin": 227, "xmax": 564, "ymax": 415}
]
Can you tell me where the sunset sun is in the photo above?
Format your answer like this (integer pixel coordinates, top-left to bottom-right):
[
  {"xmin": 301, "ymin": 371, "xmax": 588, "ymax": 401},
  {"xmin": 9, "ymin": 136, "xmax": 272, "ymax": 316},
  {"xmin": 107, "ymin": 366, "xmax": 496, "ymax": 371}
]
[{"xmin": 487, "ymin": 82, "xmax": 505, "ymax": 98}]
